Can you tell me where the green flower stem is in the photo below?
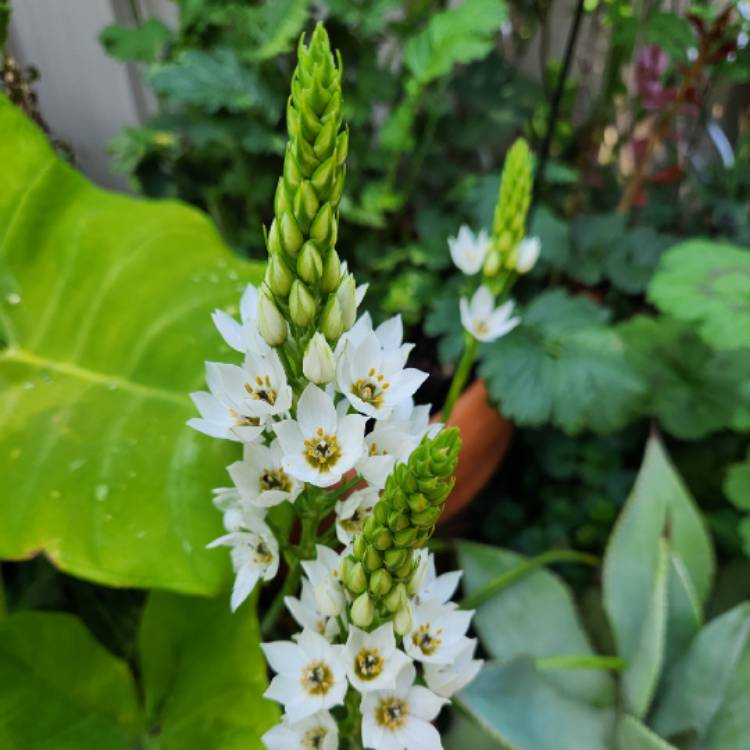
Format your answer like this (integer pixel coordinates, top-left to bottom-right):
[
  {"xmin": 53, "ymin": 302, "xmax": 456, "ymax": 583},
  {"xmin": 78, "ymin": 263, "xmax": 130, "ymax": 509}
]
[
  {"xmin": 0, "ymin": 566, "xmax": 6, "ymax": 618},
  {"xmin": 536, "ymin": 654, "xmax": 626, "ymax": 672},
  {"xmin": 261, "ymin": 512, "xmax": 319, "ymax": 638},
  {"xmin": 341, "ymin": 687, "xmax": 364, "ymax": 750},
  {"xmin": 442, "ymin": 334, "xmax": 478, "ymax": 422},
  {"xmin": 459, "ymin": 549, "xmax": 599, "ymax": 611},
  {"xmin": 327, "ymin": 473, "xmax": 365, "ymax": 504}
]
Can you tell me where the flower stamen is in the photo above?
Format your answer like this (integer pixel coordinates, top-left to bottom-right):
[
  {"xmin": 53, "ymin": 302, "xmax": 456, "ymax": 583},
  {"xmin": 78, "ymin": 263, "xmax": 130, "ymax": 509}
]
[
  {"xmin": 244, "ymin": 375, "xmax": 278, "ymax": 404},
  {"xmin": 412, "ymin": 624, "xmax": 443, "ymax": 656},
  {"xmin": 354, "ymin": 647, "xmax": 384, "ymax": 681},
  {"xmin": 300, "ymin": 660, "xmax": 334, "ymax": 696},
  {"xmin": 304, "ymin": 427, "xmax": 342, "ymax": 471},
  {"xmin": 375, "ymin": 696, "xmax": 409, "ymax": 730}
]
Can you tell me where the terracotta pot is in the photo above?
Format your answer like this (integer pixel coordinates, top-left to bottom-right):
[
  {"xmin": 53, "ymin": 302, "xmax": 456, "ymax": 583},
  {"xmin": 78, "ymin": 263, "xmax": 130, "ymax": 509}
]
[{"xmin": 435, "ymin": 379, "xmax": 514, "ymax": 523}]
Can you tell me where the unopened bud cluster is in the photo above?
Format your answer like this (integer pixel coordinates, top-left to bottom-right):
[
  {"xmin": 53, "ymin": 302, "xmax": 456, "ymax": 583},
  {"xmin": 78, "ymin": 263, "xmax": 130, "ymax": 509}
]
[
  {"xmin": 260, "ymin": 24, "xmax": 353, "ymax": 351},
  {"xmin": 483, "ymin": 137, "xmax": 533, "ymax": 277},
  {"xmin": 341, "ymin": 429, "xmax": 461, "ymax": 632}
]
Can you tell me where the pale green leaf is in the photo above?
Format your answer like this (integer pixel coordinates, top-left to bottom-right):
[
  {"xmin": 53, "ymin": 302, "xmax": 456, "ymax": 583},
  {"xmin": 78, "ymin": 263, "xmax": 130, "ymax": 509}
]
[
  {"xmin": 404, "ymin": 0, "xmax": 506, "ymax": 85},
  {"xmin": 725, "ymin": 450, "xmax": 750, "ymax": 512},
  {"xmin": 139, "ymin": 591, "xmax": 277, "ymax": 749},
  {"xmin": 458, "ymin": 542, "xmax": 614, "ymax": 706},
  {"xmin": 651, "ymin": 603, "xmax": 750, "ymax": 747},
  {"xmin": 616, "ymin": 715, "xmax": 678, "ymax": 750},
  {"xmin": 456, "ymin": 658, "xmax": 614, "ymax": 750},
  {"xmin": 648, "ymin": 240, "xmax": 750, "ymax": 351},
  {"xmin": 0, "ymin": 611, "xmax": 143, "ymax": 749},
  {"xmin": 620, "ymin": 538, "xmax": 668, "ymax": 717},
  {"xmin": 0, "ymin": 96, "xmax": 264, "ymax": 593},
  {"xmin": 603, "ymin": 436, "xmax": 715, "ymax": 710}
]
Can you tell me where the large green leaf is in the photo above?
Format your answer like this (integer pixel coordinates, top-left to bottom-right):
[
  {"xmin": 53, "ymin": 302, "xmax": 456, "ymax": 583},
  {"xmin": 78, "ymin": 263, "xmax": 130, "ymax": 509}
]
[
  {"xmin": 603, "ymin": 436, "xmax": 714, "ymax": 712},
  {"xmin": 139, "ymin": 591, "xmax": 277, "ymax": 749},
  {"xmin": 0, "ymin": 594, "xmax": 273, "ymax": 749},
  {"xmin": 456, "ymin": 658, "xmax": 614, "ymax": 750},
  {"xmin": 0, "ymin": 611, "xmax": 143, "ymax": 749},
  {"xmin": 620, "ymin": 316, "xmax": 750, "ymax": 439},
  {"xmin": 478, "ymin": 289, "xmax": 645, "ymax": 434},
  {"xmin": 651, "ymin": 603, "xmax": 750, "ymax": 748},
  {"xmin": 648, "ymin": 240, "xmax": 750, "ymax": 351},
  {"xmin": 0, "ymin": 96, "xmax": 264, "ymax": 593},
  {"xmin": 458, "ymin": 541, "xmax": 614, "ymax": 706},
  {"xmin": 404, "ymin": 0, "xmax": 506, "ymax": 85}
]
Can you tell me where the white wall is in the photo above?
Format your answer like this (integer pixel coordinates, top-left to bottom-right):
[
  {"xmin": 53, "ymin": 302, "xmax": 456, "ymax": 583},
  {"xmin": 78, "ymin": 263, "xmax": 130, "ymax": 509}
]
[{"xmin": 7, "ymin": 0, "xmax": 177, "ymax": 190}]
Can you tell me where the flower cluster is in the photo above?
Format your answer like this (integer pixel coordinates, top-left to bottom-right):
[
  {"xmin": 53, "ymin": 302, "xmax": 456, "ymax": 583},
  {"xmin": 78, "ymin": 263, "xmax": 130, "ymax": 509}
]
[
  {"xmin": 190, "ymin": 279, "xmax": 480, "ymax": 748},
  {"xmin": 448, "ymin": 137, "xmax": 540, "ymax": 345},
  {"xmin": 188, "ymin": 24, "xmax": 482, "ymax": 749}
]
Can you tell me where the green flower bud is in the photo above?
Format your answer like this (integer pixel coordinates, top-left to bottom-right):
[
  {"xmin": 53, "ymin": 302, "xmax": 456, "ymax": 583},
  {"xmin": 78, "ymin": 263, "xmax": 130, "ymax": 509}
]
[
  {"xmin": 267, "ymin": 219, "xmax": 283, "ymax": 257},
  {"xmin": 351, "ymin": 592, "xmax": 375, "ymax": 628},
  {"xmin": 369, "ymin": 568, "xmax": 393, "ymax": 597},
  {"xmin": 364, "ymin": 545, "xmax": 382, "ymax": 573},
  {"xmin": 310, "ymin": 203, "xmax": 335, "ymax": 244},
  {"xmin": 384, "ymin": 548, "xmax": 408, "ymax": 571},
  {"xmin": 302, "ymin": 332, "xmax": 335, "ymax": 384},
  {"xmin": 352, "ymin": 534, "xmax": 367, "ymax": 560},
  {"xmin": 267, "ymin": 253, "xmax": 293, "ymax": 298},
  {"xmin": 280, "ymin": 212, "xmax": 304, "ymax": 256},
  {"xmin": 319, "ymin": 294, "xmax": 344, "ymax": 342},
  {"xmin": 289, "ymin": 280, "xmax": 316, "ymax": 326},
  {"xmin": 383, "ymin": 582, "xmax": 407, "ymax": 614},
  {"xmin": 320, "ymin": 250, "xmax": 341, "ymax": 294},
  {"xmin": 294, "ymin": 181, "xmax": 320, "ymax": 232},
  {"xmin": 297, "ymin": 241, "xmax": 323, "ymax": 284},
  {"xmin": 257, "ymin": 290, "xmax": 288, "ymax": 347},
  {"xmin": 274, "ymin": 178, "xmax": 292, "ymax": 217},
  {"xmin": 482, "ymin": 248, "xmax": 502, "ymax": 277},
  {"xmin": 372, "ymin": 527, "xmax": 393, "ymax": 551},
  {"xmin": 336, "ymin": 272, "xmax": 357, "ymax": 330},
  {"xmin": 345, "ymin": 561, "xmax": 368, "ymax": 595},
  {"xmin": 394, "ymin": 602, "xmax": 414, "ymax": 636}
]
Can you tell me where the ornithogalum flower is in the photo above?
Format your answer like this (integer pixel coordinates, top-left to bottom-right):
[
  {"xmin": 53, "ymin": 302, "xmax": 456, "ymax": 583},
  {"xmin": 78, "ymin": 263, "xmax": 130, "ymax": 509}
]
[
  {"xmin": 227, "ymin": 439, "xmax": 302, "ymax": 508},
  {"xmin": 342, "ymin": 622, "xmax": 412, "ymax": 693},
  {"xmin": 262, "ymin": 710, "xmax": 338, "ymax": 750},
  {"xmin": 448, "ymin": 224, "xmax": 491, "ymax": 275},
  {"xmin": 459, "ymin": 285, "xmax": 520, "ymax": 343},
  {"xmin": 274, "ymin": 385, "xmax": 366, "ymax": 487}
]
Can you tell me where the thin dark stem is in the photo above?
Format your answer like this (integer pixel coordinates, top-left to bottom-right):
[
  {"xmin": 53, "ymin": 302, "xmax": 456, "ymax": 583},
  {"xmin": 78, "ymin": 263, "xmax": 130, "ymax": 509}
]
[{"xmin": 531, "ymin": 0, "xmax": 587, "ymax": 215}]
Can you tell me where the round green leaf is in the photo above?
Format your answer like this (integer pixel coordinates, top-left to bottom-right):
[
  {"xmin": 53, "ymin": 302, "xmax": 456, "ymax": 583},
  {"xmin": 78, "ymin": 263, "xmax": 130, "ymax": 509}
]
[
  {"xmin": 648, "ymin": 240, "xmax": 750, "ymax": 351},
  {"xmin": 0, "ymin": 96, "xmax": 264, "ymax": 594}
]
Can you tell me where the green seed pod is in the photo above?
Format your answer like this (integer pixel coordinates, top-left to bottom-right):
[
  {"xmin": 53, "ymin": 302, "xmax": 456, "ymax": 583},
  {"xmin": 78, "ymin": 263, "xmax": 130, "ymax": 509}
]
[{"xmin": 289, "ymin": 280, "xmax": 316, "ymax": 326}]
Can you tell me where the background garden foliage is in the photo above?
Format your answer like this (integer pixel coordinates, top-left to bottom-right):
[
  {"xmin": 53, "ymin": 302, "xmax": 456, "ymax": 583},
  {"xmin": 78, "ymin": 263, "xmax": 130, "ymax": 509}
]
[{"xmin": 1, "ymin": 0, "xmax": 750, "ymax": 748}]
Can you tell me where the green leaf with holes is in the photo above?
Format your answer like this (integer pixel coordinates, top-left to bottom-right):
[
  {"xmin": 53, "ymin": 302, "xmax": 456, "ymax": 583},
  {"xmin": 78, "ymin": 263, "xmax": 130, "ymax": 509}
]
[
  {"xmin": 648, "ymin": 240, "xmax": 750, "ymax": 351},
  {"xmin": 0, "ymin": 95, "xmax": 264, "ymax": 593}
]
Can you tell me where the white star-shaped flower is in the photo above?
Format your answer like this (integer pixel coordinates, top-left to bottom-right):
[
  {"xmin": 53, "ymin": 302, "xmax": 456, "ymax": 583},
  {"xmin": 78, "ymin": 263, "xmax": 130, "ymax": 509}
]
[
  {"xmin": 263, "ymin": 629, "xmax": 348, "ymax": 719},
  {"xmin": 361, "ymin": 662, "xmax": 446, "ymax": 750},
  {"xmin": 459, "ymin": 285, "xmax": 520, "ymax": 343},
  {"xmin": 187, "ymin": 362, "xmax": 266, "ymax": 443},
  {"xmin": 337, "ymin": 331, "xmax": 427, "ymax": 420},
  {"xmin": 274, "ymin": 385, "xmax": 366, "ymax": 487},
  {"xmin": 209, "ymin": 349, "xmax": 293, "ymax": 420},
  {"xmin": 228, "ymin": 439, "xmax": 302, "ymax": 509},
  {"xmin": 423, "ymin": 638, "xmax": 483, "ymax": 698},
  {"xmin": 284, "ymin": 578, "xmax": 340, "ymax": 642},
  {"xmin": 343, "ymin": 622, "xmax": 412, "ymax": 693},
  {"xmin": 404, "ymin": 600, "xmax": 474, "ymax": 665},
  {"xmin": 211, "ymin": 283, "xmax": 271, "ymax": 356},
  {"xmin": 335, "ymin": 487, "xmax": 378, "ymax": 546},
  {"xmin": 207, "ymin": 510, "xmax": 279, "ymax": 611},
  {"xmin": 262, "ymin": 711, "xmax": 338, "ymax": 750},
  {"xmin": 355, "ymin": 422, "xmax": 418, "ymax": 489},
  {"xmin": 412, "ymin": 552, "xmax": 463, "ymax": 607},
  {"xmin": 448, "ymin": 225, "xmax": 491, "ymax": 275},
  {"xmin": 300, "ymin": 545, "xmax": 347, "ymax": 617}
]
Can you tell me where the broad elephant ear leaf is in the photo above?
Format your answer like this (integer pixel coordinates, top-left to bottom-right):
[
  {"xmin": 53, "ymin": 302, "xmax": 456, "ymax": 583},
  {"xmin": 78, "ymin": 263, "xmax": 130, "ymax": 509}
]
[{"xmin": 0, "ymin": 95, "xmax": 264, "ymax": 594}]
